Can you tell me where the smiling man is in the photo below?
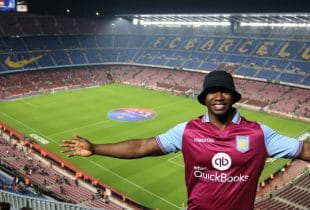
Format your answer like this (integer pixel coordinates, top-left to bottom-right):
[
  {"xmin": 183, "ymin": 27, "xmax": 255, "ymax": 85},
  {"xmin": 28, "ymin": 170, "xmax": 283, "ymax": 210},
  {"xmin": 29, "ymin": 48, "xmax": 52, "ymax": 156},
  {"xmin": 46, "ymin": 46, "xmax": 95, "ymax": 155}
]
[{"xmin": 61, "ymin": 70, "xmax": 310, "ymax": 210}]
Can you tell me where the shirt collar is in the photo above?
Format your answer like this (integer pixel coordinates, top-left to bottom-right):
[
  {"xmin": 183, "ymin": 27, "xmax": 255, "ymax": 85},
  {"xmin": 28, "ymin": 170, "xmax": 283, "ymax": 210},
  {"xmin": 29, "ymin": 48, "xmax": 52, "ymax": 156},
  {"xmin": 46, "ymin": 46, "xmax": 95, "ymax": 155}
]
[{"xmin": 202, "ymin": 109, "xmax": 241, "ymax": 124}]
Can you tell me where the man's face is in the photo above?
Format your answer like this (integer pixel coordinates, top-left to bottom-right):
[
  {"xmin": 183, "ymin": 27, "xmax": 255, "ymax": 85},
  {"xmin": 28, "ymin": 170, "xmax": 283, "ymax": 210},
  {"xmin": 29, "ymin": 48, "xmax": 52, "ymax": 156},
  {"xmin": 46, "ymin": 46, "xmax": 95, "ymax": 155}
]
[{"xmin": 204, "ymin": 87, "xmax": 234, "ymax": 117}]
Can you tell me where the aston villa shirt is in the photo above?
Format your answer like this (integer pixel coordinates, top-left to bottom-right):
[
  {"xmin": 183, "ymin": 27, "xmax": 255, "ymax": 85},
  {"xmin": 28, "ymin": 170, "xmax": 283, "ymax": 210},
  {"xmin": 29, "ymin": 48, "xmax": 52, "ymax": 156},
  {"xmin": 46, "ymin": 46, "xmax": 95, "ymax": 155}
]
[{"xmin": 156, "ymin": 110, "xmax": 303, "ymax": 210}]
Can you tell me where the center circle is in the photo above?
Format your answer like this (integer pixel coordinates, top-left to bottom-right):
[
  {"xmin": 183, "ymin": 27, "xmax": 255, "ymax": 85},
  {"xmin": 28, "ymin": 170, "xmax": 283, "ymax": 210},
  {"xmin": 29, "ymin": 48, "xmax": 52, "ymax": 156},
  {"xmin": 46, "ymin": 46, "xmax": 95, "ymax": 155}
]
[{"xmin": 107, "ymin": 108, "xmax": 157, "ymax": 122}]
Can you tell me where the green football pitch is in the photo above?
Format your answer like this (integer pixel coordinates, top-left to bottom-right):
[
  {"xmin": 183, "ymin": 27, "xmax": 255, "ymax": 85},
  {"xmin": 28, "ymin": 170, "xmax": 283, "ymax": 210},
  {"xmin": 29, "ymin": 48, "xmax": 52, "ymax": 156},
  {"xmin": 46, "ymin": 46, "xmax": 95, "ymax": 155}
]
[{"xmin": 0, "ymin": 83, "xmax": 309, "ymax": 210}]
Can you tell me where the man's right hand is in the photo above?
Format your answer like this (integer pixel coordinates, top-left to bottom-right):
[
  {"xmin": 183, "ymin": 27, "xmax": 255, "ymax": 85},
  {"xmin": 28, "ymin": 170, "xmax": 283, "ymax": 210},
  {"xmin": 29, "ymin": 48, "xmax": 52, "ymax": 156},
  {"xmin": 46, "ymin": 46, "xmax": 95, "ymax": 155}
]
[{"xmin": 61, "ymin": 136, "xmax": 93, "ymax": 157}]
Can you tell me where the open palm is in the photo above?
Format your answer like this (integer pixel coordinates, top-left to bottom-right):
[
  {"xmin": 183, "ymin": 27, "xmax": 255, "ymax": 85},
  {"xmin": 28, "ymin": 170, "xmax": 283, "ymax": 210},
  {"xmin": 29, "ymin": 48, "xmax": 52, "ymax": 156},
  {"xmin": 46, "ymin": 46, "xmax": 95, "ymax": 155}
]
[{"xmin": 61, "ymin": 136, "xmax": 93, "ymax": 157}]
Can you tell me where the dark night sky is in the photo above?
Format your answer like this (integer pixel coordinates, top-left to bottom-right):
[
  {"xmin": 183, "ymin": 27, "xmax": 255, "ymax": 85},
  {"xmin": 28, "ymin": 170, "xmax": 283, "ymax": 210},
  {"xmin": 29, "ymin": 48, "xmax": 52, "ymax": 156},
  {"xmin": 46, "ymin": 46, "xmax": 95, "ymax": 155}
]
[{"xmin": 28, "ymin": 0, "xmax": 310, "ymax": 17}]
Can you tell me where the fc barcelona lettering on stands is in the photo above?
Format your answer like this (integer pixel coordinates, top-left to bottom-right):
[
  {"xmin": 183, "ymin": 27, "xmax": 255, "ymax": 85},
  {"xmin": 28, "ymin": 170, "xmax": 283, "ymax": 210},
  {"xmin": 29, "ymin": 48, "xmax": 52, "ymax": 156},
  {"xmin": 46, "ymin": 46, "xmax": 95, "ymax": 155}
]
[{"xmin": 152, "ymin": 36, "xmax": 310, "ymax": 60}]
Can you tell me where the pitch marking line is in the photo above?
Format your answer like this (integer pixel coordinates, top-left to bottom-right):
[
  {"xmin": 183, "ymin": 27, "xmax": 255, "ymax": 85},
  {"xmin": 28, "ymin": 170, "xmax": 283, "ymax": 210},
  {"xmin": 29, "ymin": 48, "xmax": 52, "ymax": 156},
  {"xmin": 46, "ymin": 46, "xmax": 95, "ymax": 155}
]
[
  {"xmin": 47, "ymin": 99, "xmax": 188, "ymax": 138},
  {"xmin": 0, "ymin": 112, "xmax": 182, "ymax": 209},
  {"xmin": 47, "ymin": 119, "xmax": 113, "ymax": 137},
  {"xmin": 84, "ymin": 159, "xmax": 182, "ymax": 209},
  {"xmin": 47, "ymin": 99, "xmax": 187, "ymax": 137},
  {"xmin": 168, "ymin": 153, "xmax": 184, "ymax": 168},
  {"xmin": 0, "ymin": 112, "xmax": 46, "ymax": 138},
  {"xmin": 20, "ymin": 100, "xmax": 38, "ymax": 108},
  {"xmin": 295, "ymin": 126, "xmax": 310, "ymax": 138},
  {"xmin": 0, "ymin": 112, "xmax": 57, "ymax": 145}
]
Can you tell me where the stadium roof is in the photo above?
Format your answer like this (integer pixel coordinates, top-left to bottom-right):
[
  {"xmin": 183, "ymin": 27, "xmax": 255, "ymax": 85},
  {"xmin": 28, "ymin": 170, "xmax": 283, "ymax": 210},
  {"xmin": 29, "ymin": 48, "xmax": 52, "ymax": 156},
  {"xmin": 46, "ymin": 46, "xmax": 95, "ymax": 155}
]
[{"xmin": 119, "ymin": 13, "xmax": 310, "ymax": 26}]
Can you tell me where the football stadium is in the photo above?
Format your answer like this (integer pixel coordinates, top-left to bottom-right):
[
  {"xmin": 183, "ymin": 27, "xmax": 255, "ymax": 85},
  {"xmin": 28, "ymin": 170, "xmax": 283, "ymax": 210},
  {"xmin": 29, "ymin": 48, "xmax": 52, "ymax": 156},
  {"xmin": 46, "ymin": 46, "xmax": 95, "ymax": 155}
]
[{"xmin": 0, "ymin": 1, "xmax": 309, "ymax": 210}]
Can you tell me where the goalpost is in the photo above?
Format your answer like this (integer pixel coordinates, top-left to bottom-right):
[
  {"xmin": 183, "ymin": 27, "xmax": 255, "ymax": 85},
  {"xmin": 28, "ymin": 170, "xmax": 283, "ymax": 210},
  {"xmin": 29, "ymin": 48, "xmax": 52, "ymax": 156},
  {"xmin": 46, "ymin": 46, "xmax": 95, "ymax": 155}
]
[{"xmin": 51, "ymin": 86, "xmax": 69, "ymax": 95}]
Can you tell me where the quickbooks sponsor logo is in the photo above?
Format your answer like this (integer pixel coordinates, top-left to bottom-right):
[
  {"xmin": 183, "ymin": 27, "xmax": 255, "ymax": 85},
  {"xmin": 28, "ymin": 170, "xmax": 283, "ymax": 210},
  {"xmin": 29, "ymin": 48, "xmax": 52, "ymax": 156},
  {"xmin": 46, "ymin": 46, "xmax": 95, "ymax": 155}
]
[
  {"xmin": 193, "ymin": 153, "xmax": 249, "ymax": 183},
  {"xmin": 212, "ymin": 152, "xmax": 231, "ymax": 171},
  {"xmin": 193, "ymin": 165, "xmax": 249, "ymax": 183},
  {"xmin": 194, "ymin": 170, "xmax": 249, "ymax": 183}
]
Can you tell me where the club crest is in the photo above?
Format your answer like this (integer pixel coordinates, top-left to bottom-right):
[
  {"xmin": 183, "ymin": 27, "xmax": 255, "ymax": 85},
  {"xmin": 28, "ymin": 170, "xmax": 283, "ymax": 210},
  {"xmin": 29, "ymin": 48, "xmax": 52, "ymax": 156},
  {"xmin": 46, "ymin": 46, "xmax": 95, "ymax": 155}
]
[{"xmin": 236, "ymin": 136, "xmax": 250, "ymax": 153}]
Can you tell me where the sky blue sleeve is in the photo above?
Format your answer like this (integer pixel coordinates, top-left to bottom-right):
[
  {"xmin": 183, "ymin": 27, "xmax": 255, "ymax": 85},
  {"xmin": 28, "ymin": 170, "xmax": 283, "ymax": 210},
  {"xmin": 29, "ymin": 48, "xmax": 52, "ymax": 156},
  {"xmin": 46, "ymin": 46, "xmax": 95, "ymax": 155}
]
[
  {"xmin": 259, "ymin": 123, "xmax": 303, "ymax": 158},
  {"xmin": 155, "ymin": 122, "xmax": 187, "ymax": 153}
]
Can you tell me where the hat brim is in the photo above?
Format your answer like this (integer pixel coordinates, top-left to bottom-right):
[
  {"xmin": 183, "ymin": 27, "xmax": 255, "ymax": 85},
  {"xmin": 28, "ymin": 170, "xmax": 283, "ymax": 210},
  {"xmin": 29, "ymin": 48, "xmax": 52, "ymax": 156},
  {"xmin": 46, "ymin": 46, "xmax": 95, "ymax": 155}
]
[{"xmin": 197, "ymin": 88, "xmax": 241, "ymax": 105}]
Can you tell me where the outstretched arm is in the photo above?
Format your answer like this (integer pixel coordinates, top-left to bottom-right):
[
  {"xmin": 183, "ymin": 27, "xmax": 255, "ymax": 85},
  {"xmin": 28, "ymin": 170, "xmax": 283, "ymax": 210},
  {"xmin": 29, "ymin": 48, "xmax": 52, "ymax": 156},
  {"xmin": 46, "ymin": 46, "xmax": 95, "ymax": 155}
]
[
  {"xmin": 61, "ymin": 136, "xmax": 165, "ymax": 159},
  {"xmin": 298, "ymin": 141, "xmax": 310, "ymax": 161}
]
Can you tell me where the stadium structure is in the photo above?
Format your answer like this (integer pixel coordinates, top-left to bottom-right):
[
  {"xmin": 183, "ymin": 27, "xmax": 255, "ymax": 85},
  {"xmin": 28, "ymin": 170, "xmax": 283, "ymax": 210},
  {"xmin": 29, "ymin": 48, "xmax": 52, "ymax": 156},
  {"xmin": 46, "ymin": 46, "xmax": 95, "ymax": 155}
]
[{"xmin": 0, "ymin": 8, "xmax": 309, "ymax": 210}]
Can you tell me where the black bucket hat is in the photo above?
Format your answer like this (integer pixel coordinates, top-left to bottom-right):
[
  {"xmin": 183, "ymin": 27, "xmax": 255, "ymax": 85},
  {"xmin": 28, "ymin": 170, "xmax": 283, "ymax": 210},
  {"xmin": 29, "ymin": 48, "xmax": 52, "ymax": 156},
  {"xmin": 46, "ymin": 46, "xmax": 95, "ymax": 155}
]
[{"xmin": 197, "ymin": 71, "xmax": 241, "ymax": 105}]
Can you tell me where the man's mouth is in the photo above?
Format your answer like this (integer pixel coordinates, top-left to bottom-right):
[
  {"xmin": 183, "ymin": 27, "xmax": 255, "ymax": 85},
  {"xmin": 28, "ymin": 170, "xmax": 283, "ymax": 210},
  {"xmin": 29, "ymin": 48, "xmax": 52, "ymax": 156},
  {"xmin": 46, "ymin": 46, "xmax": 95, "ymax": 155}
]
[{"xmin": 213, "ymin": 104, "xmax": 226, "ymax": 110}]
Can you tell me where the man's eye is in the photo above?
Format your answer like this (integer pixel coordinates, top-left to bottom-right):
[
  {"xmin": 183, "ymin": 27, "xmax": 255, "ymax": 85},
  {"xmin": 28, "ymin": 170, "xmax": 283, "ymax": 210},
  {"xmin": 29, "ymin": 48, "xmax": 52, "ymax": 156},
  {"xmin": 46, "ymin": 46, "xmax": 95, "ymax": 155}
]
[
  {"xmin": 208, "ymin": 90, "xmax": 217, "ymax": 94},
  {"xmin": 208, "ymin": 89, "xmax": 230, "ymax": 94}
]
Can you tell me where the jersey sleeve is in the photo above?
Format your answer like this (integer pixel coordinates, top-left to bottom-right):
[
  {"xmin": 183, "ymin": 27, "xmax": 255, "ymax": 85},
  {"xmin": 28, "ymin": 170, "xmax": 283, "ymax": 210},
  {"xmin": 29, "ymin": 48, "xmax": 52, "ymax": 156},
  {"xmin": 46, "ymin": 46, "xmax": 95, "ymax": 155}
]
[
  {"xmin": 155, "ymin": 122, "xmax": 187, "ymax": 153},
  {"xmin": 259, "ymin": 123, "xmax": 303, "ymax": 158}
]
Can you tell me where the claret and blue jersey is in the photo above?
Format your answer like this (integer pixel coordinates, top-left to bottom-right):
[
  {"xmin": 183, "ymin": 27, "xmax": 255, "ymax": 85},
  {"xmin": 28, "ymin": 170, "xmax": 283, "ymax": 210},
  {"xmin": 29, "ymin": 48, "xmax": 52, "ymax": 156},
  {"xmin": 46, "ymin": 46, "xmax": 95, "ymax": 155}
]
[{"xmin": 155, "ymin": 109, "xmax": 303, "ymax": 210}]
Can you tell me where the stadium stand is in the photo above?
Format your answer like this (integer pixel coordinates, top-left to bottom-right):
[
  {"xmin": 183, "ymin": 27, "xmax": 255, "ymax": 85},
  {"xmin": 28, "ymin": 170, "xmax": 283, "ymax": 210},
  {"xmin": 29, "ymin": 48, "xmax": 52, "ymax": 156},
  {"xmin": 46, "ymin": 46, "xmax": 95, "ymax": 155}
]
[
  {"xmin": 254, "ymin": 171, "xmax": 310, "ymax": 210},
  {"xmin": 0, "ymin": 14, "xmax": 309, "ymax": 87},
  {"xmin": 0, "ymin": 124, "xmax": 144, "ymax": 210}
]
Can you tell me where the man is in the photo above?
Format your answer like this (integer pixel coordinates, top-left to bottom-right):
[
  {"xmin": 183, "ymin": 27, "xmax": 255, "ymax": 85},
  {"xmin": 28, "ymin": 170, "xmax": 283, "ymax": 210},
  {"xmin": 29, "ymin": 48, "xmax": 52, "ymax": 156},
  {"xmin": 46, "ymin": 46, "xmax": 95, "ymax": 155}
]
[{"xmin": 61, "ymin": 71, "xmax": 310, "ymax": 210}]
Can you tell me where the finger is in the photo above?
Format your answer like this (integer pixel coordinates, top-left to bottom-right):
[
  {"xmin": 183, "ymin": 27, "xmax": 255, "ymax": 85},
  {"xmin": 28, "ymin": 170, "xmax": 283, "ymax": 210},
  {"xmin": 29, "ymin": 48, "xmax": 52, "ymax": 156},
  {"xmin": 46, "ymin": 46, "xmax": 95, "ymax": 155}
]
[
  {"xmin": 61, "ymin": 148, "xmax": 75, "ymax": 153},
  {"xmin": 68, "ymin": 153, "xmax": 76, "ymax": 157},
  {"xmin": 60, "ymin": 143, "xmax": 74, "ymax": 147},
  {"xmin": 68, "ymin": 151, "xmax": 80, "ymax": 157},
  {"xmin": 62, "ymin": 140, "xmax": 78, "ymax": 144}
]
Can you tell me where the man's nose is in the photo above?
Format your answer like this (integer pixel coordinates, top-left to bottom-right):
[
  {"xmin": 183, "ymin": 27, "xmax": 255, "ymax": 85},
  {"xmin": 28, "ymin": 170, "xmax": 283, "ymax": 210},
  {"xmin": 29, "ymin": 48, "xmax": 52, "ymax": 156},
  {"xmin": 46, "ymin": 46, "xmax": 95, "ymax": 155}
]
[{"xmin": 214, "ymin": 91, "xmax": 225, "ymax": 100}]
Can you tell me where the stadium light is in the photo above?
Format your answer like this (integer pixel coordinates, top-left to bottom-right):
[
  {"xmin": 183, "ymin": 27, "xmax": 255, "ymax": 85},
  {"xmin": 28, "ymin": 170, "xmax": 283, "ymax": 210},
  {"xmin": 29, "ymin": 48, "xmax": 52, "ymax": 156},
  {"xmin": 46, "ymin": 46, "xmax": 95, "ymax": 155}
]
[
  {"xmin": 133, "ymin": 18, "xmax": 139, "ymax": 25},
  {"xmin": 240, "ymin": 22, "xmax": 310, "ymax": 27},
  {"xmin": 139, "ymin": 20, "xmax": 230, "ymax": 26}
]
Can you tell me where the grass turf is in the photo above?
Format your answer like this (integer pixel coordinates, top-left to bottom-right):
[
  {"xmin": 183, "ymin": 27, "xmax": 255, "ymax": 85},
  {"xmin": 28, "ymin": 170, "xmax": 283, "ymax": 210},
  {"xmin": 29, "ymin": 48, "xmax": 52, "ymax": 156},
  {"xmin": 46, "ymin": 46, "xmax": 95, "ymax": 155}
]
[{"xmin": 0, "ymin": 83, "xmax": 308, "ymax": 210}]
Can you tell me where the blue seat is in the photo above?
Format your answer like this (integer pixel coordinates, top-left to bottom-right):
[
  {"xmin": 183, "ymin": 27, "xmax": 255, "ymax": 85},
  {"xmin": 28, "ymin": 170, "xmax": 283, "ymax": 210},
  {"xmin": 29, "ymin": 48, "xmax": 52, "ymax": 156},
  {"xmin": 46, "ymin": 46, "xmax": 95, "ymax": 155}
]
[
  {"xmin": 200, "ymin": 62, "xmax": 219, "ymax": 71},
  {"xmin": 235, "ymin": 67, "xmax": 258, "ymax": 77},
  {"xmin": 278, "ymin": 73, "xmax": 303, "ymax": 83},
  {"xmin": 256, "ymin": 70, "xmax": 279, "ymax": 80}
]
